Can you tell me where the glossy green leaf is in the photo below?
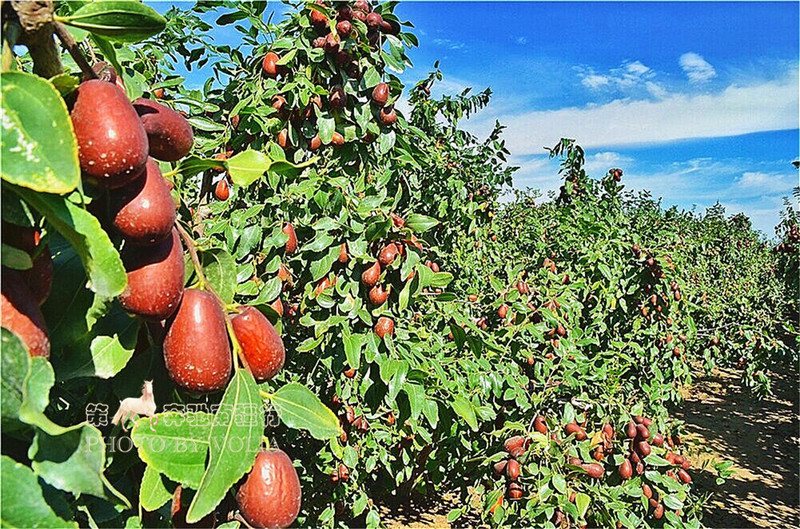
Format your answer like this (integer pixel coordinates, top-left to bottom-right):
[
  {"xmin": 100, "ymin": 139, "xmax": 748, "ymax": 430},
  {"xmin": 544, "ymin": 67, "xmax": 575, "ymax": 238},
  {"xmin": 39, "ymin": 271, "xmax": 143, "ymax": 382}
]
[
  {"xmin": 0, "ymin": 455, "xmax": 78, "ymax": 528},
  {"xmin": 30, "ymin": 425, "xmax": 128, "ymax": 506},
  {"xmin": 451, "ymin": 395, "xmax": 478, "ymax": 431},
  {"xmin": 1, "ymin": 329, "xmax": 28, "ymax": 431},
  {"xmin": 1, "ymin": 243, "xmax": 32, "ymax": 270},
  {"xmin": 268, "ymin": 382, "xmax": 341, "ymax": 440},
  {"xmin": 131, "ymin": 412, "xmax": 213, "ymax": 489},
  {"xmin": 405, "ymin": 213, "xmax": 439, "ymax": 233},
  {"xmin": 11, "ymin": 188, "xmax": 126, "ymax": 297},
  {"xmin": 1, "ymin": 72, "xmax": 80, "ymax": 194},
  {"xmin": 200, "ymin": 248, "xmax": 236, "ymax": 305},
  {"xmin": 186, "ymin": 369, "xmax": 264, "ymax": 523},
  {"xmin": 227, "ymin": 150, "xmax": 271, "ymax": 187},
  {"xmin": 58, "ymin": 1, "xmax": 166, "ymax": 43},
  {"xmin": 140, "ymin": 466, "xmax": 174, "ymax": 512}
]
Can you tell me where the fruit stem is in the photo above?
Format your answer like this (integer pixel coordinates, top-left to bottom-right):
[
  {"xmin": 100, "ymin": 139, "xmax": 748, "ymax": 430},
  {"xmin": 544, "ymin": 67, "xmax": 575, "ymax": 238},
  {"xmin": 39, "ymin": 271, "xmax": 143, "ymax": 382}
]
[
  {"xmin": 175, "ymin": 221, "xmax": 211, "ymax": 289},
  {"xmin": 258, "ymin": 389, "xmax": 273, "ymax": 400},
  {"xmin": 224, "ymin": 313, "xmax": 242, "ymax": 370},
  {"xmin": 175, "ymin": 221, "xmax": 244, "ymax": 371},
  {"xmin": 53, "ymin": 22, "xmax": 96, "ymax": 80}
]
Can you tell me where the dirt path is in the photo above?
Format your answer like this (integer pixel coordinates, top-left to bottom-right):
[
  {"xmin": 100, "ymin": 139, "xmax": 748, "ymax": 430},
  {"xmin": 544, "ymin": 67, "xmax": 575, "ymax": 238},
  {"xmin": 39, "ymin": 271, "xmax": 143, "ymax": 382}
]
[
  {"xmin": 675, "ymin": 366, "xmax": 799, "ymax": 528},
  {"xmin": 379, "ymin": 366, "xmax": 799, "ymax": 529}
]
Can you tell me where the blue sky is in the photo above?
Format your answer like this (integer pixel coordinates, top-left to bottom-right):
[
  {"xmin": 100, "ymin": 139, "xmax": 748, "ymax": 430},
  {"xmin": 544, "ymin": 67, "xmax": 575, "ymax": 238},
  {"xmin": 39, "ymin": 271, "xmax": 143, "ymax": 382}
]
[{"xmin": 153, "ymin": 2, "xmax": 799, "ymax": 236}]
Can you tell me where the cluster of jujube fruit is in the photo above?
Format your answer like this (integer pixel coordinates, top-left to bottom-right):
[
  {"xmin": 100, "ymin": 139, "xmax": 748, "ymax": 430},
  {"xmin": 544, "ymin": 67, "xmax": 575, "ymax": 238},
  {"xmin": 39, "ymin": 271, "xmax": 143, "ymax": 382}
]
[
  {"xmin": 260, "ymin": 0, "xmax": 399, "ymax": 153},
  {"xmin": 20, "ymin": 66, "xmax": 301, "ymax": 528},
  {"xmin": 773, "ymin": 223, "xmax": 798, "ymax": 254},
  {"xmin": 493, "ymin": 412, "xmax": 693, "ymax": 524}
]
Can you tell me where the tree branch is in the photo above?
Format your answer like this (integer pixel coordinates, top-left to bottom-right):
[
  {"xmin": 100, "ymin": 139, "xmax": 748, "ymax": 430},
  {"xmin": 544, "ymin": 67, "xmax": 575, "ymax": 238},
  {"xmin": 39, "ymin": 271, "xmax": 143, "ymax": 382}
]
[
  {"xmin": 10, "ymin": 0, "xmax": 62, "ymax": 78},
  {"xmin": 53, "ymin": 21, "xmax": 95, "ymax": 80}
]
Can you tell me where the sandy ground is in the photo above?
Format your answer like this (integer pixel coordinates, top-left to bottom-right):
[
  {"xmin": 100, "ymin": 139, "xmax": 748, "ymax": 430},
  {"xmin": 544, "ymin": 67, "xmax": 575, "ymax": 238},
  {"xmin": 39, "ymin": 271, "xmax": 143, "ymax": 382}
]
[
  {"xmin": 378, "ymin": 366, "xmax": 800, "ymax": 529},
  {"xmin": 675, "ymin": 366, "xmax": 799, "ymax": 528}
]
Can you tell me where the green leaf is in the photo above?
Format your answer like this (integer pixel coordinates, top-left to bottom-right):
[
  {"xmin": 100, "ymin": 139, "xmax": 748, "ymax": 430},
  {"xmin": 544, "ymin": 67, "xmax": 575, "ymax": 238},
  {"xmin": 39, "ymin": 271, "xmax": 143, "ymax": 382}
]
[
  {"xmin": 268, "ymin": 382, "xmax": 341, "ymax": 440},
  {"xmin": 405, "ymin": 213, "xmax": 439, "ymax": 233},
  {"xmin": 186, "ymin": 369, "xmax": 264, "ymax": 524},
  {"xmin": 662, "ymin": 495, "xmax": 683, "ymax": 510},
  {"xmin": 552, "ymin": 473, "xmax": 567, "ymax": 494},
  {"xmin": 1, "ymin": 329, "xmax": 29, "ymax": 431},
  {"xmin": 451, "ymin": 395, "xmax": 478, "ymax": 431},
  {"xmin": 1, "ymin": 243, "xmax": 33, "ymax": 270},
  {"xmin": 575, "ymin": 492, "xmax": 590, "ymax": 518},
  {"xmin": 200, "ymin": 248, "xmax": 236, "ymax": 305},
  {"xmin": 318, "ymin": 116, "xmax": 335, "ymax": 144},
  {"xmin": 0, "ymin": 455, "xmax": 78, "ymax": 528},
  {"xmin": 42, "ymin": 240, "xmax": 138, "ymax": 380},
  {"xmin": 58, "ymin": 0, "xmax": 166, "ymax": 43},
  {"xmin": 174, "ymin": 156, "xmax": 226, "ymax": 180},
  {"xmin": 31, "ymin": 425, "xmax": 128, "ymax": 506},
  {"xmin": 140, "ymin": 466, "xmax": 174, "ymax": 512},
  {"xmin": 227, "ymin": 150, "xmax": 271, "ymax": 187},
  {"xmin": 131, "ymin": 412, "xmax": 212, "ymax": 489},
  {"xmin": 11, "ymin": 188, "xmax": 126, "ymax": 297},
  {"xmin": 1, "ymin": 72, "xmax": 80, "ymax": 194}
]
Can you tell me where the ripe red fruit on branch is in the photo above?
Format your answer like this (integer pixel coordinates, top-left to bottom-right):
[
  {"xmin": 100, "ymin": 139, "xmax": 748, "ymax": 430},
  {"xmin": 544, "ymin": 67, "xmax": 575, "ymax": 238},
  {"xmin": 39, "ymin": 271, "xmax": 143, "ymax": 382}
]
[
  {"xmin": 309, "ymin": 134, "xmax": 322, "ymax": 151},
  {"xmin": 361, "ymin": 261, "xmax": 381, "ymax": 286},
  {"xmin": 642, "ymin": 484, "xmax": 652, "ymax": 498},
  {"xmin": 508, "ymin": 482, "xmax": 523, "ymax": 500},
  {"xmin": 336, "ymin": 20, "xmax": 351, "ymax": 37},
  {"xmin": 214, "ymin": 178, "xmax": 230, "ymax": 201},
  {"xmin": 1, "ymin": 269, "xmax": 50, "ymax": 357},
  {"xmin": 231, "ymin": 305, "xmax": 285, "ymax": 382},
  {"xmin": 236, "ymin": 449, "xmax": 301, "ymax": 529},
  {"xmin": 533, "ymin": 415, "xmax": 547, "ymax": 434},
  {"xmin": 111, "ymin": 159, "xmax": 176, "ymax": 245},
  {"xmin": 338, "ymin": 242, "xmax": 349, "ymax": 263},
  {"xmin": 365, "ymin": 11, "xmax": 382, "ymax": 29},
  {"xmin": 368, "ymin": 284, "xmax": 389, "ymax": 305},
  {"xmin": 374, "ymin": 316, "xmax": 394, "ymax": 339},
  {"xmin": 503, "ymin": 436, "xmax": 528, "ymax": 458},
  {"xmin": 677, "ymin": 468, "xmax": 692, "ymax": 483},
  {"xmin": 329, "ymin": 85, "xmax": 346, "ymax": 109},
  {"xmin": 582, "ymin": 463, "xmax": 604, "ymax": 479},
  {"xmin": 331, "ymin": 131, "xmax": 344, "ymax": 146},
  {"xmin": 636, "ymin": 424, "xmax": 650, "ymax": 440},
  {"xmin": 119, "ymin": 229, "xmax": 185, "ymax": 321},
  {"xmin": 626, "ymin": 422, "xmax": 637, "ymax": 438},
  {"xmin": 282, "ymin": 223, "xmax": 297, "ymax": 254},
  {"xmin": 619, "ymin": 459, "xmax": 633, "ymax": 480},
  {"xmin": 497, "ymin": 304, "xmax": 509, "ymax": 319},
  {"xmin": 636, "ymin": 440, "xmax": 652, "ymax": 457},
  {"xmin": 277, "ymin": 129, "xmax": 290, "ymax": 149},
  {"xmin": 371, "ymin": 83, "xmax": 389, "ymax": 106},
  {"xmin": 163, "ymin": 289, "xmax": 232, "ymax": 393},
  {"xmin": 133, "ymin": 98, "xmax": 194, "ymax": 162},
  {"xmin": 310, "ymin": 7, "xmax": 327, "ymax": 26},
  {"xmin": 71, "ymin": 80, "xmax": 148, "ymax": 188},
  {"xmin": 506, "ymin": 459, "xmax": 521, "ymax": 480},
  {"xmin": 379, "ymin": 106, "xmax": 397, "ymax": 125},
  {"xmin": 262, "ymin": 52, "xmax": 280, "ymax": 77},
  {"xmin": 492, "ymin": 460, "xmax": 507, "ymax": 478}
]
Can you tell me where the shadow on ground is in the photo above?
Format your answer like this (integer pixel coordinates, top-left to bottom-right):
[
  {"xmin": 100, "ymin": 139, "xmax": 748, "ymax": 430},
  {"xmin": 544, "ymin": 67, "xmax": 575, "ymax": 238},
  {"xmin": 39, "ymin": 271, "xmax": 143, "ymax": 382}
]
[{"xmin": 674, "ymin": 366, "xmax": 799, "ymax": 528}]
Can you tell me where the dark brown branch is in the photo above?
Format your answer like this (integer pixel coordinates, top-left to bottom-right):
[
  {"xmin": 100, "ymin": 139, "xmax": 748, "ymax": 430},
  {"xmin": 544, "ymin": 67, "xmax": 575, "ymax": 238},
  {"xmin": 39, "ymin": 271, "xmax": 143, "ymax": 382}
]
[
  {"xmin": 10, "ymin": 0, "xmax": 62, "ymax": 77},
  {"xmin": 53, "ymin": 21, "xmax": 95, "ymax": 80}
]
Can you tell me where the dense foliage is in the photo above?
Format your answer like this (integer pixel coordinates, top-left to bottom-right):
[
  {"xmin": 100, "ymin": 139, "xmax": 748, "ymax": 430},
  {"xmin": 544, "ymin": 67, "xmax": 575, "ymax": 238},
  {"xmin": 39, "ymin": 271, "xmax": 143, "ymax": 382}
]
[{"xmin": 1, "ymin": 1, "xmax": 796, "ymax": 529}]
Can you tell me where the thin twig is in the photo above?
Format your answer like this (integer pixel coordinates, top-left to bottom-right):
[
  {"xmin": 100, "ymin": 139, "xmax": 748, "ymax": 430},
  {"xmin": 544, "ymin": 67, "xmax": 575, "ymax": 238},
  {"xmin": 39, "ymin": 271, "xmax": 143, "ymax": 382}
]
[{"xmin": 53, "ymin": 21, "xmax": 95, "ymax": 79}]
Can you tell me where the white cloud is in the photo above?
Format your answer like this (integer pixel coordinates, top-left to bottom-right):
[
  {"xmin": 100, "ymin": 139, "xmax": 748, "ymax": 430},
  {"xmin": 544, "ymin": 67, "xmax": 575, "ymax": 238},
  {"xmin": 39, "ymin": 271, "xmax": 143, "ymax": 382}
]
[
  {"xmin": 578, "ymin": 60, "xmax": 658, "ymax": 92},
  {"xmin": 626, "ymin": 61, "xmax": 651, "ymax": 76},
  {"xmin": 432, "ymin": 38, "xmax": 465, "ymax": 51},
  {"xmin": 581, "ymin": 74, "xmax": 611, "ymax": 89},
  {"xmin": 680, "ymin": 52, "xmax": 717, "ymax": 83},
  {"xmin": 465, "ymin": 70, "xmax": 799, "ymax": 154},
  {"xmin": 583, "ymin": 152, "xmax": 634, "ymax": 174}
]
